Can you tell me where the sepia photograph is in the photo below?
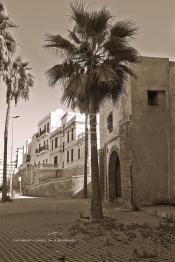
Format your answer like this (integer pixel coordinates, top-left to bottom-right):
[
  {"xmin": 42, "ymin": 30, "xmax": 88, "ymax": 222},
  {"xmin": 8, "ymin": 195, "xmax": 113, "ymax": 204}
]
[{"xmin": 0, "ymin": 0, "xmax": 175, "ymax": 261}]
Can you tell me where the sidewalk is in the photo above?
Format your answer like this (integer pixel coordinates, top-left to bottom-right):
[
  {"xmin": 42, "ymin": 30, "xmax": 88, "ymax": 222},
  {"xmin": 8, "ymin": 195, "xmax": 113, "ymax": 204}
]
[
  {"xmin": 0, "ymin": 198, "xmax": 175, "ymax": 261},
  {"xmin": 143, "ymin": 205, "xmax": 175, "ymax": 221}
]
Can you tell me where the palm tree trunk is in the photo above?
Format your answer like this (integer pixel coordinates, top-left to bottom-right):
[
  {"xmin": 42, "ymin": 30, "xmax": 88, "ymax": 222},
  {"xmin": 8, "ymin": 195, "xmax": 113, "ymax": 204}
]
[
  {"xmin": 83, "ymin": 113, "xmax": 88, "ymax": 198},
  {"xmin": 2, "ymin": 100, "xmax": 11, "ymax": 202},
  {"xmin": 89, "ymin": 113, "xmax": 103, "ymax": 221}
]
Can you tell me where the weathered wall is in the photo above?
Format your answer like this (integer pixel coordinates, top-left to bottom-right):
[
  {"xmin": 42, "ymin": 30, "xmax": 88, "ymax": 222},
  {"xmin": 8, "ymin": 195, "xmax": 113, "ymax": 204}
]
[
  {"xmin": 25, "ymin": 175, "xmax": 91, "ymax": 198},
  {"xmin": 13, "ymin": 165, "xmax": 90, "ymax": 197},
  {"xmin": 130, "ymin": 57, "xmax": 169, "ymax": 205},
  {"xmin": 119, "ymin": 121, "xmax": 133, "ymax": 208},
  {"xmin": 168, "ymin": 62, "xmax": 175, "ymax": 203}
]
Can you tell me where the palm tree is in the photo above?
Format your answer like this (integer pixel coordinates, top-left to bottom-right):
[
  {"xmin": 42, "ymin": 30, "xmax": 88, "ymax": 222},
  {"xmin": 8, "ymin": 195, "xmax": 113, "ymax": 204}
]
[
  {"xmin": 45, "ymin": 2, "xmax": 139, "ymax": 221},
  {"xmin": 2, "ymin": 57, "xmax": 34, "ymax": 202},
  {"xmin": 0, "ymin": 1, "xmax": 16, "ymax": 73}
]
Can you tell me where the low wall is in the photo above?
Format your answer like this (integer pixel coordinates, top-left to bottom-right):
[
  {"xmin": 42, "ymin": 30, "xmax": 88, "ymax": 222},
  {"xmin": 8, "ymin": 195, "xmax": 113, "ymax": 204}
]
[
  {"xmin": 13, "ymin": 165, "xmax": 91, "ymax": 197},
  {"xmin": 25, "ymin": 175, "xmax": 91, "ymax": 198}
]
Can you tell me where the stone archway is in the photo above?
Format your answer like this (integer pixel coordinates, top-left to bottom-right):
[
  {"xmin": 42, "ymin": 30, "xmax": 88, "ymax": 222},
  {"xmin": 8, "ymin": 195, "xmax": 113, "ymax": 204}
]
[{"xmin": 108, "ymin": 151, "xmax": 121, "ymax": 202}]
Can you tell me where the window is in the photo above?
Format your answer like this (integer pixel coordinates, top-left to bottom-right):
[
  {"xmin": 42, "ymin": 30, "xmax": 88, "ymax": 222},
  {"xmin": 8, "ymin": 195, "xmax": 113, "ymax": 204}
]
[
  {"xmin": 63, "ymin": 142, "xmax": 65, "ymax": 152},
  {"xmin": 55, "ymin": 137, "xmax": 58, "ymax": 148},
  {"xmin": 62, "ymin": 162, "xmax": 64, "ymax": 168},
  {"xmin": 71, "ymin": 128, "xmax": 74, "ymax": 140},
  {"xmin": 107, "ymin": 112, "xmax": 113, "ymax": 133},
  {"xmin": 71, "ymin": 149, "xmax": 73, "ymax": 162},
  {"xmin": 43, "ymin": 160, "xmax": 45, "ymax": 165},
  {"xmin": 46, "ymin": 159, "xmax": 48, "ymax": 164},
  {"xmin": 67, "ymin": 151, "xmax": 69, "ymax": 163},
  {"xmin": 67, "ymin": 131, "xmax": 69, "ymax": 143},
  {"xmin": 47, "ymin": 122, "xmax": 50, "ymax": 133},
  {"xmin": 63, "ymin": 124, "xmax": 65, "ymax": 137},
  {"xmin": 54, "ymin": 156, "xmax": 58, "ymax": 165},
  {"xmin": 51, "ymin": 140, "xmax": 54, "ymax": 150},
  {"xmin": 78, "ymin": 148, "xmax": 80, "ymax": 160},
  {"xmin": 147, "ymin": 90, "xmax": 165, "ymax": 106}
]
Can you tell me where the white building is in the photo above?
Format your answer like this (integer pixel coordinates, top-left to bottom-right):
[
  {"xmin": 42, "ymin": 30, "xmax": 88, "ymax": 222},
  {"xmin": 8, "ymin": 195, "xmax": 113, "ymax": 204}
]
[
  {"xmin": 35, "ymin": 109, "xmax": 64, "ymax": 166},
  {"xmin": 0, "ymin": 158, "xmax": 16, "ymax": 186}
]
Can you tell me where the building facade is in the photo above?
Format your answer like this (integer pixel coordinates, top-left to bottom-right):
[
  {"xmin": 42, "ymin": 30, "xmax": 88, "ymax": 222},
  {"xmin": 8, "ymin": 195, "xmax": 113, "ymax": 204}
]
[
  {"xmin": 99, "ymin": 57, "xmax": 175, "ymax": 208},
  {"xmin": 35, "ymin": 109, "xmax": 64, "ymax": 167},
  {"xmin": 0, "ymin": 158, "xmax": 16, "ymax": 186}
]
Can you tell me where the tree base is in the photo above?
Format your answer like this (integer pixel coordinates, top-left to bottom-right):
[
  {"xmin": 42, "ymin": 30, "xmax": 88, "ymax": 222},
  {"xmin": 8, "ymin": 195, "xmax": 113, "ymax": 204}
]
[{"xmin": 1, "ymin": 196, "xmax": 13, "ymax": 203}]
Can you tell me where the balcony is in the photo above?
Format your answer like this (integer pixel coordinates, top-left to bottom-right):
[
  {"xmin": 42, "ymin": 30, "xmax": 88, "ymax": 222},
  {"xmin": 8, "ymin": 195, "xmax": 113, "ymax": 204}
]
[
  {"xmin": 39, "ymin": 145, "xmax": 49, "ymax": 153},
  {"xmin": 40, "ymin": 128, "xmax": 47, "ymax": 137}
]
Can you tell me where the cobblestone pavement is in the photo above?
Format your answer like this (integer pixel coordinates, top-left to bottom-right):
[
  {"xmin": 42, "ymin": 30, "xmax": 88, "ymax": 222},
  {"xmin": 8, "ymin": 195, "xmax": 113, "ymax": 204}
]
[{"xmin": 0, "ymin": 198, "xmax": 175, "ymax": 261}]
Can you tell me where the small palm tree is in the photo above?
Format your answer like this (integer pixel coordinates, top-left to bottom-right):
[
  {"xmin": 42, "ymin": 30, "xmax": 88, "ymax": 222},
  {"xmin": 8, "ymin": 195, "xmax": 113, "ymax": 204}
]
[
  {"xmin": 2, "ymin": 57, "xmax": 34, "ymax": 202},
  {"xmin": 45, "ymin": 2, "xmax": 139, "ymax": 221}
]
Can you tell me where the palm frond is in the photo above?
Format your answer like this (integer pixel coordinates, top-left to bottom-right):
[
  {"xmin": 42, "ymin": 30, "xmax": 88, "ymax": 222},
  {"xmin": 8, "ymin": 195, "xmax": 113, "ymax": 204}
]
[
  {"xmin": 44, "ymin": 33, "xmax": 77, "ymax": 55},
  {"xmin": 69, "ymin": 30, "xmax": 81, "ymax": 44},
  {"xmin": 70, "ymin": 1, "xmax": 87, "ymax": 30},
  {"xmin": 111, "ymin": 20, "xmax": 138, "ymax": 39},
  {"xmin": 94, "ymin": 64, "xmax": 117, "ymax": 88},
  {"xmin": 119, "ymin": 64, "xmax": 137, "ymax": 79},
  {"xmin": 61, "ymin": 72, "xmax": 89, "ymax": 107},
  {"xmin": 86, "ymin": 7, "xmax": 112, "ymax": 36},
  {"xmin": 47, "ymin": 61, "xmax": 80, "ymax": 86}
]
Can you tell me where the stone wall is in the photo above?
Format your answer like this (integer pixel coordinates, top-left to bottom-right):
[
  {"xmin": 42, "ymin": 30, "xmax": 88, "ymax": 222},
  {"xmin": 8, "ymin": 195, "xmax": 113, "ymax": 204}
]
[
  {"xmin": 168, "ymin": 62, "xmax": 175, "ymax": 203},
  {"xmin": 119, "ymin": 121, "xmax": 133, "ymax": 208},
  {"xmin": 130, "ymin": 57, "xmax": 169, "ymax": 205},
  {"xmin": 25, "ymin": 175, "xmax": 91, "ymax": 198},
  {"xmin": 13, "ymin": 165, "xmax": 90, "ymax": 197}
]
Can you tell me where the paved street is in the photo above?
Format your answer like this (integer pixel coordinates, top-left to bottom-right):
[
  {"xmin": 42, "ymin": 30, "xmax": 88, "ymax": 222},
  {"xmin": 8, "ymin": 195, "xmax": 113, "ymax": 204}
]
[{"xmin": 0, "ymin": 198, "xmax": 175, "ymax": 261}]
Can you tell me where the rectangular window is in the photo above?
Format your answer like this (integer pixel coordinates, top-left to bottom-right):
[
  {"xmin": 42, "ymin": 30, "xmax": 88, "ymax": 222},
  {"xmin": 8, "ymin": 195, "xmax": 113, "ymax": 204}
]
[
  {"xmin": 71, "ymin": 128, "xmax": 74, "ymax": 140},
  {"xmin": 47, "ymin": 122, "xmax": 50, "ymax": 133},
  {"xmin": 63, "ymin": 142, "xmax": 65, "ymax": 152},
  {"xmin": 147, "ymin": 90, "xmax": 165, "ymax": 106},
  {"xmin": 78, "ymin": 148, "xmax": 80, "ymax": 160},
  {"xmin": 54, "ymin": 156, "xmax": 58, "ymax": 165},
  {"xmin": 51, "ymin": 140, "xmax": 53, "ymax": 150},
  {"xmin": 67, "ymin": 131, "xmax": 69, "ymax": 143},
  {"xmin": 71, "ymin": 149, "xmax": 73, "ymax": 162},
  {"xmin": 63, "ymin": 124, "xmax": 65, "ymax": 137},
  {"xmin": 55, "ymin": 137, "xmax": 58, "ymax": 148},
  {"xmin": 107, "ymin": 112, "xmax": 113, "ymax": 133},
  {"xmin": 62, "ymin": 162, "xmax": 64, "ymax": 168},
  {"xmin": 67, "ymin": 151, "xmax": 69, "ymax": 163}
]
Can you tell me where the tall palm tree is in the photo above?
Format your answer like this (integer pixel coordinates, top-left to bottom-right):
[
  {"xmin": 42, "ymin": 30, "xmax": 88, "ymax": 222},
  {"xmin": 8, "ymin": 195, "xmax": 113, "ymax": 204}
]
[
  {"xmin": 2, "ymin": 57, "xmax": 34, "ymax": 202},
  {"xmin": 0, "ymin": 1, "xmax": 16, "ymax": 73},
  {"xmin": 45, "ymin": 2, "xmax": 139, "ymax": 221}
]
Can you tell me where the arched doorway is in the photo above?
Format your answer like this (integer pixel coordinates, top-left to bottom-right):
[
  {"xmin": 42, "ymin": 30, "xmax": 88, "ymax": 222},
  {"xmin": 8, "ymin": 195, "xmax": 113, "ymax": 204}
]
[{"xmin": 108, "ymin": 151, "xmax": 121, "ymax": 202}]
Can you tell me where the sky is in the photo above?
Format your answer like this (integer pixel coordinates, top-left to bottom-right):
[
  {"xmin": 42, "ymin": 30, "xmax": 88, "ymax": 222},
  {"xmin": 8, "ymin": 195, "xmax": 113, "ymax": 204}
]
[{"xmin": 0, "ymin": 0, "xmax": 175, "ymax": 160}]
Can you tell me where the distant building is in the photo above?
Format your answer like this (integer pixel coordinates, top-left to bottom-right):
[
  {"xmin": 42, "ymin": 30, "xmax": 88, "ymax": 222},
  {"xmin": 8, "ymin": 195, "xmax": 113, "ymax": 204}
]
[
  {"xmin": 35, "ymin": 109, "xmax": 64, "ymax": 166},
  {"xmin": 0, "ymin": 158, "xmax": 16, "ymax": 186},
  {"xmin": 99, "ymin": 56, "xmax": 175, "ymax": 207}
]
